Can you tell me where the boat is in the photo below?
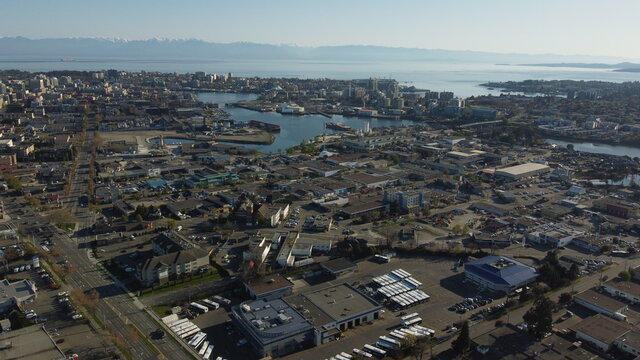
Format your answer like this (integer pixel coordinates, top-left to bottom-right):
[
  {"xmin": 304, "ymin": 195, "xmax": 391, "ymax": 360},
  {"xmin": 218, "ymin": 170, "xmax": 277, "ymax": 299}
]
[
  {"xmin": 326, "ymin": 122, "xmax": 352, "ymax": 131},
  {"xmin": 60, "ymin": 58, "xmax": 75, "ymax": 62},
  {"xmin": 248, "ymin": 120, "xmax": 281, "ymax": 132}
]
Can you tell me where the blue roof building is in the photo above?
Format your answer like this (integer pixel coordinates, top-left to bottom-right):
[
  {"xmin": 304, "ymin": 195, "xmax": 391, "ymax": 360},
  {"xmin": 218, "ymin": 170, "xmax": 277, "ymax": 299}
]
[{"xmin": 464, "ymin": 256, "xmax": 538, "ymax": 294}]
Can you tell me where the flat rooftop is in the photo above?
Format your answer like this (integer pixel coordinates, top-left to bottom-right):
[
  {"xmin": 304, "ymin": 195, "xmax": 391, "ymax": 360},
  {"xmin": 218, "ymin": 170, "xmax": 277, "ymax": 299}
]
[
  {"xmin": 321, "ymin": 258, "xmax": 357, "ymax": 273},
  {"xmin": 245, "ymin": 274, "xmax": 293, "ymax": 296},
  {"xmin": 286, "ymin": 283, "xmax": 381, "ymax": 328},
  {"xmin": 233, "ymin": 298, "xmax": 313, "ymax": 345},
  {"xmin": 0, "ymin": 325, "xmax": 64, "ymax": 360},
  {"xmin": 496, "ymin": 163, "xmax": 550, "ymax": 176},
  {"xmin": 575, "ymin": 289, "xmax": 627, "ymax": 312},
  {"xmin": 572, "ymin": 313, "xmax": 632, "ymax": 345}
]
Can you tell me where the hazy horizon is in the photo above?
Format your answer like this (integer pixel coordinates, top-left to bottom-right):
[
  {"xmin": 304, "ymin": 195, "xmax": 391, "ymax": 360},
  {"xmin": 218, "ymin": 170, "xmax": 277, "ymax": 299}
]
[{"xmin": 2, "ymin": 0, "xmax": 640, "ymax": 60}]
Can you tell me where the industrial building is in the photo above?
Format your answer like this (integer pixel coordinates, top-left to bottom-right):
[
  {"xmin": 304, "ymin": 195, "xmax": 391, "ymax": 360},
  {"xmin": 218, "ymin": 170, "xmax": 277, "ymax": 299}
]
[
  {"xmin": 0, "ymin": 325, "xmax": 65, "ymax": 360},
  {"xmin": 464, "ymin": 256, "xmax": 538, "ymax": 293},
  {"xmin": 0, "ymin": 279, "xmax": 37, "ymax": 312},
  {"xmin": 231, "ymin": 283, "xmax": 382, "ymax": 357},
  {"xmin": 494, "ymin": 163, "xmax": 550, "ymax": 181},
  {"xmin": 574, "ymin": 289, "xmax": 628, "ymax": 321},
  {"xmin": 572, "ymin": 314, "xmax": 632, "ymax": 352},
  {"xmin": 230, "ymin": 298, "xmax": 315, "ymax": 358},
  {"xmin": 244, "ymin": 274, "xmax": 294, "ymax": 300},
  {"xmin": 286, "ymin": 283, "xmax": 383, "ymax": 344},
  {"xmin": 320, "ymin": 258, "xmax": 358, "ymax": 279}
]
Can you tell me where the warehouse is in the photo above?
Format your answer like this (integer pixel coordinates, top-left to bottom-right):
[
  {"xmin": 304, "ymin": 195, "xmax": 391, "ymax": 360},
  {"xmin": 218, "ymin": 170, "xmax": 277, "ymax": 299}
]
[
  {"xmin": 286, "ymin": 283, "xmax": 383, "ymax": 344},
  {"xmin": 494, "ymin": 163, "xmax": 550, "ymax": 181},
  {"xmin": 230, "ymin": 298, "xmax": 315, "ymax": 358},
  {"xmin": 464, "ymin": 256, "xmax": 538, "ymax": 294}
]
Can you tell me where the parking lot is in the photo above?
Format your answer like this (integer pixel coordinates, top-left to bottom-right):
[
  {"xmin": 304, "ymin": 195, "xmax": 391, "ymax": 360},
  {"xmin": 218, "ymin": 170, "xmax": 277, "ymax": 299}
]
[{"xmin": 6, "ymin": 267, "xmax": 110, "ymax": 358}]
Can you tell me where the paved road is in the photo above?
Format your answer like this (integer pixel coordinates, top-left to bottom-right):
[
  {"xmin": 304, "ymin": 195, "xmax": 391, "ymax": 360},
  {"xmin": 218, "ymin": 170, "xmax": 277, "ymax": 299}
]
[{"xmin": 8, "ymin": 124, "xmax": 195, "ymax": 359}]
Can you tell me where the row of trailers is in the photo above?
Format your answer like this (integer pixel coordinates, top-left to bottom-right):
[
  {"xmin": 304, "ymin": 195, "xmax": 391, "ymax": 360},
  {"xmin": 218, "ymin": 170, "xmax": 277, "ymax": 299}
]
[
  {"xmin": 161, "ymin": 300, "xmax": 225, "ymax": 360},
  {"xmin": 324, "ymin": 320, "xmax": 434, "ymax": 359}
]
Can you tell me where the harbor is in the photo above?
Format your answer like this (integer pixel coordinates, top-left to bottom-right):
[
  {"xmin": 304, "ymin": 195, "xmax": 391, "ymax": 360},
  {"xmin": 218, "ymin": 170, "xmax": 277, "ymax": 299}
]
[{"xmin": 198, "ymin": 92, "xmax": 419, "ymax": 153}]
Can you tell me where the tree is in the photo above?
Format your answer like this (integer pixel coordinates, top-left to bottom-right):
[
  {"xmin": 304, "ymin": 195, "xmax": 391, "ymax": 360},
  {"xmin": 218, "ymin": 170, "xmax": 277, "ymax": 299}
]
[
  {"xmin": 410, "ymin": 336, "xmax": 435, "ymax": 360},
  {"xmin": 26, "ymin": 197, "xmax": 41, "ymax": 208},
  {"xmin": 523, "ymin": 296, "xmax": 554, "ymax": 338},
  {"xmin": 619, "ymin": 270, "xmax": 632, "ymax": 281},
  {"xmin": 166, "ymin": 219, "xmax": 177, "ymax": 230},
  {"xmin": 451, "ymin": 223, "xmax": 463, "ymax": 236},
  {"xmin": 558, "ymin": 292, "xmax": 573, "ymax": 306},
  {"xmin": 135, "ymin": 214, "xmax": 143, "ymax": 223},
  {"xmin": 568, "ymin": 263, "xmax": 580, "ymax": 280},
  {"xmin": 566, "ymin": 143, "xmax": 575, "ymax": 151},
  {"xmin": 532, "ymin": 283, "xmax": 550, "ymax": 298},
  {"xmin": 401, "ymin": 333, "xmax": 417, "ymax": 350},
  {"xmin": 3, "ymin": 174, "xmax": 22, "ymax": 190},
  {"xmin": 452, "ymin": 320, "xmax": 470, "ymax": 355}
]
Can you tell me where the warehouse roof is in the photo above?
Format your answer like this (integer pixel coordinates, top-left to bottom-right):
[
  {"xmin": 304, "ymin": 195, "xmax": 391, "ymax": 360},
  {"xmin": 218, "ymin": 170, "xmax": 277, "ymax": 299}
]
[
  {"xmin": 572, "ymin": 314, "xmax": 631, "ymax": 345},
  {"xmin": 575, "ymin": 289, "xmax": 627, "ymax": 313},
  {"xmin": 496, "ymin": 163, "xmax": 550, "ymax": 176},
  {"xmin": 464, "ymin": 256, "xmax": 538, "ymax": 287}
]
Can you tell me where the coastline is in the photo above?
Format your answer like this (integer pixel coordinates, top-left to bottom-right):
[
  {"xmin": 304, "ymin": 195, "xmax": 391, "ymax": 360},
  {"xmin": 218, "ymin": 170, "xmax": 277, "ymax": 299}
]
[{"xmin": 543, "ymin": 134, "xmax": 640, "ymax": 150}]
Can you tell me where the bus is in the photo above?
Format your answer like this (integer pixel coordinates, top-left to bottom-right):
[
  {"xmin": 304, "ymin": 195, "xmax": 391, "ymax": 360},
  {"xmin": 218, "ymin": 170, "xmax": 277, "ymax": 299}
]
[
  {"xmin": 363, "ymin": 344, "xmax": 386, "ymax": 357},
  {"xmin": 189, "ymin": 302, "xmax": 209, "ymax": 314},
  {"xmin": 402, "ymin": 317, "xmax": 422, "ymax": 327},
  {"xmin": 379, "ymin": 336, "xmax": 401, "ymax": 348},
  {"xmin": 353, "ymin": 348, "xmax": 373, "ymax": 358},
  {"xmin": 203, "ymin": 344, "xmax": 214, "ymax": 360},
  {"xmin": 188, "ymin": 332, "xmax": 206, "ymax": 348},
  {"xmin": 374, "ymin": 254, "xmax": 391, "ymax": 263},
  {"xmin": 202, "ymin": 299, "xmax": 220, "ymax": 310},
  {"xmin": 339, "ymin": 352, "xmax": 353, "ymax": 359},
  {"xmin": 376, "ymin": 340, "xmax": 398, "ymax": 350},
  {"xmin": 400, "ymin": 312, "xmax": 419, "ymax": 321},
  {"xmin": 198, "ymin": 341, "xmax": 210, "ymax": 356}
]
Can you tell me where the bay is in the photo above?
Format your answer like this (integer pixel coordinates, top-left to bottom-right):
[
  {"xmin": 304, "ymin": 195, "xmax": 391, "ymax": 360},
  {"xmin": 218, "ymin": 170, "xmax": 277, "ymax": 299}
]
[
  {"xmin": 197, "ymin": 92, "xmax": 418, "ymax": 153},
  {"xmin": 544, "ymin": 138, "xmax": 640, "ymax": 158},
  {"xmin": 3, "ymin": 58, "xmax": 640, "ymax": 97}
]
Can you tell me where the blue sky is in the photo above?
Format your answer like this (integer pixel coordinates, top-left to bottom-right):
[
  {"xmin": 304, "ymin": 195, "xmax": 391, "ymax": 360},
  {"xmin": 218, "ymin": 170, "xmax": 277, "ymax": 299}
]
[{"xmin": 1, "ymin": 0, "xmax": 639, "ymax": 59}]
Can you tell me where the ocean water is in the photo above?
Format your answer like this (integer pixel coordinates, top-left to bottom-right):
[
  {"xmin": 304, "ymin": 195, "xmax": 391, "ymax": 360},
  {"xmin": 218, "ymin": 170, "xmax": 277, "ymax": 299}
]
[{"xmin": 2, "ymin": 58, "xmax": 640, "ymax": 97}]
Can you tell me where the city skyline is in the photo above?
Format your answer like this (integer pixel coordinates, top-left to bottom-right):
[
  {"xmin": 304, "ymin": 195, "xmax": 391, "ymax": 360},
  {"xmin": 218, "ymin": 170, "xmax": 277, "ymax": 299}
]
[{"xmin": 1, "ymin": 0, "xmax": 639, "ymax": 60}]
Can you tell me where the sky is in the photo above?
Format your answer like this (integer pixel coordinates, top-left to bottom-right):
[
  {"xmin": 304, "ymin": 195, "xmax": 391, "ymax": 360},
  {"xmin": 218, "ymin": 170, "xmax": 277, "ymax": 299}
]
[{"xmin": 1, "ymin": 0, "xmax": 639, "ymax": 60}]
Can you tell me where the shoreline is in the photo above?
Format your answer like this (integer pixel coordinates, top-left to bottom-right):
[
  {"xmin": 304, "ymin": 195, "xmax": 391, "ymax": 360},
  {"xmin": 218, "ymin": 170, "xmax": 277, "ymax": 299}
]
[{"xmin": 544, "ymin": 135, "xmax": 640, "ymax": 151}]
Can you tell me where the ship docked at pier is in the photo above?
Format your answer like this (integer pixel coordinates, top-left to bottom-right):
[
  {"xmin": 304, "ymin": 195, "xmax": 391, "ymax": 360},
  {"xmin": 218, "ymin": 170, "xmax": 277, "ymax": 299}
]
[
  {"xmin": 325, "ymin": 122, "xmax": 352, "ymax": 131},
  {"xmin": 248, "ymin": 120, "xmax": 281, "ymax": 132}
]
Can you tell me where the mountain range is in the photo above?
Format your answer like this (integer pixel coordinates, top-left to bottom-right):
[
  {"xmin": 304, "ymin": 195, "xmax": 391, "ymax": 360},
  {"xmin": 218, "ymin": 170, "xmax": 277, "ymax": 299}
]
[{"xmin": 0, "ymin": 37, "xmax": 634, "ymax": 65}]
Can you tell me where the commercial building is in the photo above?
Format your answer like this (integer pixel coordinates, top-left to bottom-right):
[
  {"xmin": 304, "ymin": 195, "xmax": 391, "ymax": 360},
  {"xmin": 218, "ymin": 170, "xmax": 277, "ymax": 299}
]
[
  {"xmin": 572, "ymin": 314, "xmax": 632, "ymax": 352},
  {"xmin": 464, "ymin": 256, "xmax": 538, "ymax": 294},
  {"xmin": 320, "ymin": 258, "xmax": 358, "ymax": 279},
  {"xmin": 494, "ymin": 163, "xmax": 550, "ymax": 181},
  {"xmin": 0, "ymin": 325, "xmax": 65, "ymax": 360},
  {"xmin": 230, "ymin": 298, "xmax": 315, "ymax": 358},
  {"xmin": 0, "ymin": 279, "xmax": 37, "ymax": 312},
  {"xmin": 244, "ymin": 274, "xmax": 294, "ymax": 300},
  {"xmin": 615, "ymin": 331, "xmax": 640, "ymax": 357},
  {"xmin": 574, "ymin": 289, "xmax": 628, "ymax": 321},
  {"xmin": 593, "ymin": 197, "xmax": 636, "ymax": 219},
  {"xmin": 286, "ymin": 283, "xmax": 382, "ymax": 344},
  {"xmin": 603, "ymin": 279, "xmax": 640, "ymax": 304}
]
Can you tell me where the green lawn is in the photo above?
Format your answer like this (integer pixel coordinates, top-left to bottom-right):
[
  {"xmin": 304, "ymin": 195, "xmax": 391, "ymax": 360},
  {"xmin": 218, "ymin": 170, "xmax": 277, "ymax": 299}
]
[
  {"xmin": 56, "ymin": 223, "xmax": 76, "ymax": 231},
  {"xmin": 152, "ymin": 305, "xmax": 174, "ymax": 318},
  {"xmin": 139, "ymin": 270, "xmax": 222, "ymax": 298}
]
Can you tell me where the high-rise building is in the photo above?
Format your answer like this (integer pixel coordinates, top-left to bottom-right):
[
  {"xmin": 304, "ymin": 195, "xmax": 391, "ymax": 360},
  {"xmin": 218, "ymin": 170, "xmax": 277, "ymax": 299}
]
[
  {"xmin": 387, "ymin": 80, "xmax": 399, "ymax": 98},
  {"xmin": 368, "ymin": 77, "xmax": 379, "ymax": 91}
]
